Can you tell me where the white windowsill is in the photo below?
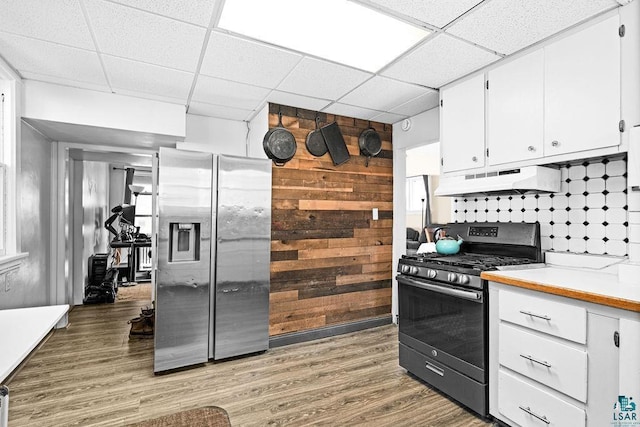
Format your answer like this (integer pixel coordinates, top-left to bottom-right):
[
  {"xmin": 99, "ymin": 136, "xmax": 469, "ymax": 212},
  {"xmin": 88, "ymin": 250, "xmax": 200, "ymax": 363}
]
[{"xmin": 0, "ymin": 252, "xmax": 28, "ymax": 274}]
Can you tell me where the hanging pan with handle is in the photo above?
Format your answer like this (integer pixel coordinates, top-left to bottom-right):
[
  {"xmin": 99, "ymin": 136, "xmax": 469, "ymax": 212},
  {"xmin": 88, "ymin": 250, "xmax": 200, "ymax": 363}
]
[
  {"xmin": 305, "ymin": 115, "xmax": 327, "ymax": 157},
  {"xmin": 358, "ymin": 124, "xmax": 382, "ymax": 167},
  {"xmin": 263, "ymin": 111, "xmax": 297, "ymax": 166}
]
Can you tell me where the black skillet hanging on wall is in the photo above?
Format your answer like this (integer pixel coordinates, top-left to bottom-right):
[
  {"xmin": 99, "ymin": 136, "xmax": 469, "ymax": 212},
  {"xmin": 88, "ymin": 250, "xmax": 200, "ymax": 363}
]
[
  {"xmin": 305, "ymin": 115, "xmax": 328, "ymax": 157},
  {"xmin": 358, "ymin": 125, "xmax": 382, "ymax": 167},
  {"xmin": 263, "ymin": 110, "xmax": 297, "ymax": 166}
]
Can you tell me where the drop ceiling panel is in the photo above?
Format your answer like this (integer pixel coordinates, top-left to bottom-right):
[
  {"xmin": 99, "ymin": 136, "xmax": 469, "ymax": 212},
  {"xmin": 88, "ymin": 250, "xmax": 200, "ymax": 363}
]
[
  {"xmin": 370, "ymin": 111, "xmax": 405, "ymax": 124},
  {"xmin": 360, "ymin": 0, "xmax": 484, "ymax": 28},
  {"xmin": 447, "ymin": 0, "xmax": 619, "ymax": 55},
  {"xmin": 0, "ymin": 0, "xmax": 94, "ymax": 50},
  {"xmin": 267, "ymin": 91, "xmax": 332, "ymax": 112},
  {"xmin": 321, "ymin": 103, "xmax": 380, "ymax": 121},
  {"xmin": 192, "ymin": 75, "xmax": 271, "ymax": 110},
  {"xmin": 390, "ymin": 91, "xmax": 440, "ymax": 116},
  {"xmin": 0, "ymin": 33, "xmax": 107, "ymax": 86},
  {"xmin": 20, "ymin": 71, "xmax": 111, "ymax": 93},
  {"xmin": 339, "ymin": 76, "xmax": 433, "ymax": 111},
  {"xmin": 84, "ymin": 0, "xmax": 206, "ymax": 72},
  {"xmin": 188, "ymin": 101, "xmax": 254, "ymax": 121},
  {"xmin": 107, "ymin": 0, "xmax": 217, "ymax": 27},
  {"xmin": 382, "ymin": 34, "xmax": 501, "ymax": 88},
  {"xmin": 200, "ymin": 32, "xmax": 302, "ymax": 88},
  {"xmin": 103, "ymin": 55, "xmax": 193, "ymax": 102},
  {"xmin": 277, "ymin": 57, "xmax": 373, "ymax": 101}
]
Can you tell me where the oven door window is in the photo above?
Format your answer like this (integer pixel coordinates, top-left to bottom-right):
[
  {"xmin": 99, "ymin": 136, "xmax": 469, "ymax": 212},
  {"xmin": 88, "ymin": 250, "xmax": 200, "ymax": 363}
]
[{"xmin": 398, "ymin": 277, "xmax": 485, "ymax": 369}]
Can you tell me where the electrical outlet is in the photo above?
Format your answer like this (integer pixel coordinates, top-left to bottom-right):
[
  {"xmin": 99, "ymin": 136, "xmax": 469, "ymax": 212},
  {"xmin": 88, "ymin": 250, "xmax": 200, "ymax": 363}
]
[{"xmin": 372, "ymin": 208, "xmax": 379, "ymax": 221}]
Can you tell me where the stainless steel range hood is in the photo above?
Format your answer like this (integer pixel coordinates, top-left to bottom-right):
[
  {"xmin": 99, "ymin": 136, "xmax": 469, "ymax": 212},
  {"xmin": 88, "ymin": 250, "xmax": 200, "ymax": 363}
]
[{"xmin": 435, "ymin": 166, "xmax": 561, "ymax": 197}]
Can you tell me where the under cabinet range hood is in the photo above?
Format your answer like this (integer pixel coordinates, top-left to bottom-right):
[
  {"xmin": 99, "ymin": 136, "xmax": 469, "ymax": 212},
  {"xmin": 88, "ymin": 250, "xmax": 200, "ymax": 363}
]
[{"xmin": 435, "ymin": 166, "xmax": 561, "ymax": 197}]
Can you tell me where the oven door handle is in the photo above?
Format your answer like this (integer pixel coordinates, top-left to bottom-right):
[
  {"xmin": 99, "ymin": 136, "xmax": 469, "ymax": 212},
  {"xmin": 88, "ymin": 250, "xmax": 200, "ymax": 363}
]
[{"xmin": 397, "ymin": 275, "xmax": 483, "ymax": 302}]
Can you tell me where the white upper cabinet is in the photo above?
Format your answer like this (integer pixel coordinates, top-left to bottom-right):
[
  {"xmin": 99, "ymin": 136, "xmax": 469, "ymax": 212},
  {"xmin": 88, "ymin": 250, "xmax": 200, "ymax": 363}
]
[
  {"xmin": 441, "ymin": 74, "xmax": 485, "ymax": 173},
  {"xmin": 487, "ymin": 50, "xmax": 544, "ymax": 166},
  {"xmin": 544, "ymin": 14, "xmax": 621, "ymax": 156}
]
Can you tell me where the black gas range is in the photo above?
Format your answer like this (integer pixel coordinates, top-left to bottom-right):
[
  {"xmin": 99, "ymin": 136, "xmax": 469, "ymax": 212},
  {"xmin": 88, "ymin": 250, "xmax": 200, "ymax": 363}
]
[{"xmin": 397, "ymin": 222, "xmax": 542, "ymax": 418}]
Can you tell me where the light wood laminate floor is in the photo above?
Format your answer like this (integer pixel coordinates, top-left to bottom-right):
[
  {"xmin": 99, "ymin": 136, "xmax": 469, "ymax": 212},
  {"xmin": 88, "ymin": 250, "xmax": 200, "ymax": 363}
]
[{"xmin": 8, "ymin": 289, "xmax": 492, "ymax": 426}]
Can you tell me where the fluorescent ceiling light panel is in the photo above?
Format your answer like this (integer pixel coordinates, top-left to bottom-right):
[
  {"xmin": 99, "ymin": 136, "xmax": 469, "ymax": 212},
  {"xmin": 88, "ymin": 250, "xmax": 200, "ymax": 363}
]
[{"xmin": 218, "ymin": 0, "xmax": 430, "ymax": 72}]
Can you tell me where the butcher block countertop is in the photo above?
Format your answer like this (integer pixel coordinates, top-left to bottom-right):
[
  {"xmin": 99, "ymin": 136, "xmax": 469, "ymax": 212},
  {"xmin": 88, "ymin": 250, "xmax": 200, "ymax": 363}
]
[{"xmin": 482, "ymin": 267, "xmax": 640, "ymax": 313}]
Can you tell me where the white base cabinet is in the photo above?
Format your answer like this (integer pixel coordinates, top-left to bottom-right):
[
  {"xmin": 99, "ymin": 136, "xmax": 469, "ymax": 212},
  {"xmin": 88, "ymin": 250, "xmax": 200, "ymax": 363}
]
[{"xmin": 489, "ymin": 282, "xmax": 640, "ymax": 427}]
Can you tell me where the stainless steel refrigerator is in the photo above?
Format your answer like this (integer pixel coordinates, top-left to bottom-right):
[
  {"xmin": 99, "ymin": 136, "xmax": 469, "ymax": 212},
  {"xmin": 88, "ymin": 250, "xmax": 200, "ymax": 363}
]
[{"xmin": 154, "ymin": 148, "xmax": 271, "ymax": 373}]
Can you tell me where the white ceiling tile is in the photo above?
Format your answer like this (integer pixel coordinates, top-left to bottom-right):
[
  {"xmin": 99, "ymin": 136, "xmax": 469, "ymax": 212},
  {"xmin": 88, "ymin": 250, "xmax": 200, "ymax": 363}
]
[
  {"xmin": 0, "ymin": 0, "xmax": 94, "ymax": 49},
  {"xmin": 109, "ymin": 88, "xmax": 187, "ymax": 106},
  {"xmin": 339, "ymin": 76, "xmax": 433, "ymax": 111},
  {"xmin": 200, "ymin": 32, "xmax": 302, "ymax": 88},
  {"xmin": 102, "ymin": 55, "xmax": 193, "ymax": 102},
  {"xmin": 381, "ymin": 34, "xmax": 501, "ymax": 88},
  {"xmin": 0, "ymin": 32, "xmax": 107, "ymax": 86},
  {"xmin": 447, "ymin": 0, "xmax": 619, "ymax": 55},
  {"xmin": 192, "ymin": 75, "xmax": 271, "ymax": 110},
  {"xmin": 616, "ymin": 0, "xmax": 632, "ymax": 4},
  {"xmin": 370, "ymin": 111, "xmax": 406, "ymax": 124},
  {"xmin": 362, "ymin": 0, "xmax": 484, "ymax": 28},
  {"xmin": 267, "ymin": 91, "xmax": 332, "ymax": 112},
  {"xmin": 107, "ymin": 0, "xmax": 217, "ymax": 27},
  {"xmin": 84, "ymin": 0, "xmax": 206, "ymax": 72},
  {"xmin": 390, "ymin": 91, "xmax": 440, "ymax": 116},
  {"xmin": 320, "ymin": 103, "xmax": 380, "ymax": 121},
  {"xmin": 20, "ymin": 71, "xmax": 112, "ymax": 93},
  {"xmin": 188, "ymin": 101, "xmax": 254, "ymax": 121},
  {"xmin": 277, "ymin": 57, "xmax": 373, "ymax": 101}
]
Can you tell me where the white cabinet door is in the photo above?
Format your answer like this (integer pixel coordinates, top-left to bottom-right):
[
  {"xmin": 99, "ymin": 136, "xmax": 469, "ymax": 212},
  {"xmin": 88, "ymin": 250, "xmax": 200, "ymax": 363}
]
[
  {"xmin": 441, "ymin": 74, "xmax": 485, "ymax": 173},
  {"xmin": 587, "ymin": 313, "xmax": 619, "ymax": 427},
  {"xmin": 487, "ymin": 49, "xmax": 544, "ymax": 166},
  {"xmin": 544, "ymin": 15, "xmax": 621, "ymax": 156},
  {"xmin": 619, "ymin": 318, "xmax": 640, "ymax": 406}
]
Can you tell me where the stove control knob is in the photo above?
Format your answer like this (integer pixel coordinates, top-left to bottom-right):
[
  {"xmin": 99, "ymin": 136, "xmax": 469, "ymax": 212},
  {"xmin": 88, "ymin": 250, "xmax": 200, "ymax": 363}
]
[
  {"xmin": 458, "ymin": 275, "xmax": 470, "ymax": 285},
  {"xmin": 401, "ymin": 265, "xmax": 410, "ymax": 274},
  {"xmin": 447, "ymin": 272, "xmax": 458, "ymax": 282},
  {"xmin": 410, "ymin": 266, "xmax": 419, "ymax": 275},
  {"xmin": 426, "ymin": 269, "xmax": 437, "ymax": 279}
]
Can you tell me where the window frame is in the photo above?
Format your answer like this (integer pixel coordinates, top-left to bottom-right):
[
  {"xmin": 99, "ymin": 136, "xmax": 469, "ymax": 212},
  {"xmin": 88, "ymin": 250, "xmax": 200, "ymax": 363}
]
[{"xmin": 0, "ymin": 58, "xmax": 28, "ymax": 270}]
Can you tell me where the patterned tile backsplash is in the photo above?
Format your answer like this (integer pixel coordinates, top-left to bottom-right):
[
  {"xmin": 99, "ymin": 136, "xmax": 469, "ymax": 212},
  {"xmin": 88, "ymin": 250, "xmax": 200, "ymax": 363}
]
[{"xmin": 452, "ymin": 157, "xmax": 629, "ymax": 256}]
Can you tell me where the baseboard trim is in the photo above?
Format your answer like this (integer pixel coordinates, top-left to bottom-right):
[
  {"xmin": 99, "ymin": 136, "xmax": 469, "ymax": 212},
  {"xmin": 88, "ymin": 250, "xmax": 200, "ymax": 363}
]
[{"xmin": 269, "ymin": 316, "xmax": 393, "ymax": 348}]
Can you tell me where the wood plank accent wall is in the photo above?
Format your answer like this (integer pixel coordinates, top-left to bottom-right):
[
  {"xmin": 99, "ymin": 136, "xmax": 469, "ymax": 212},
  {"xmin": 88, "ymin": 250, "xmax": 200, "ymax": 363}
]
[{"xmin": 268, "ymin": 103, "xmax": 393, "ymax": 336}]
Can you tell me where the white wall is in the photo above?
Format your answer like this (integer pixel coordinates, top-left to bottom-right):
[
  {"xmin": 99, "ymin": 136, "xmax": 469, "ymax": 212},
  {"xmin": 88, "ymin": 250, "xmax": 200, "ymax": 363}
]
[
  {"xmin": 391, "ymin": 107, "xmax": 440, "ymax": 322},
  {"xmin": 178, "ymin": 114, "xmax": 248, "ymax": 156},
  {"xmin": 22, "ymin": 80, "xmax": 186, "ymax": 138},
  {"xmin": 1, "ymin": 122, "xmax": 51, "ymax": 309},
  {"xmin": 248, "ymin": 105, "xmax": 269, "ymax": 160}
]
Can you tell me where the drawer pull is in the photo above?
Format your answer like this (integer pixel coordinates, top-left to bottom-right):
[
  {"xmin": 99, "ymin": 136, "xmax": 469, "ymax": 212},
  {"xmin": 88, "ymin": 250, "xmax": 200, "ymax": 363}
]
[
  {"xmin": 519, "ymin": 310, "xmax": 551, "ymax": 321},
  {"xmin": 425, "ymin": 362, "xmax": 444, "ymax": 377},
  {"xmin": 518, "ymin": 406, "xmax": 550, "ymax": 424},
  {"xmin": 520, "ymin": 353, "xmax": 552, "ymax": 368}
]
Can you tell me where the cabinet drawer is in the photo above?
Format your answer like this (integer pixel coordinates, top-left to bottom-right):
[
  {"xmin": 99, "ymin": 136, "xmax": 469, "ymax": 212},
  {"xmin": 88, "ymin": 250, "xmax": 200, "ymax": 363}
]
[
  {"xmin": 499, "ymin": 323, "xmax": 587, "ymax": 402},
  {"xmin": 499, "ymin": 370, "xmax": 585, "ymax": 427},
  {"xmin": 499, "ymin": 288, "xmax": 586, "ymax": 343}
]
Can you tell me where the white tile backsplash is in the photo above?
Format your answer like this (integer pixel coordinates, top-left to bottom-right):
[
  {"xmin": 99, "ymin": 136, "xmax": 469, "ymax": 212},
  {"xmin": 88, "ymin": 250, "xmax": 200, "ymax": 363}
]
[{"xmin": 452, "ymin": 157, "xmax": 628, "ymax": 255}]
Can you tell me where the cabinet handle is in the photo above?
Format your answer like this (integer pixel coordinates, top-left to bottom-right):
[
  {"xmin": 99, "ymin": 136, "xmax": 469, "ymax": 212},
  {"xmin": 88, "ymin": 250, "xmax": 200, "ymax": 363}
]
[
  {"xmin": 472, "ymin": 156, "xmax": 478, "ymax": 162},
  {"xmin": 518, "ymin": 406, "xmax": 550, "ymax": 424},
  {"xmin": 527, "ymin": 145, "xmax": 536, "ymax": 152},
  {"xmin": 551, "ymin": 140, "xmax": 560, "ymax": 147},
  {"xmin": 520, "ymin": 353, "xmax": 552, "ymax": 368},
  {"xmin": 425, "ymin": 362, "xmax": 444, "ymax": 376},
  {"xmin": 519, "ymin": 310, "xmax": 551, "ymax": 321}
]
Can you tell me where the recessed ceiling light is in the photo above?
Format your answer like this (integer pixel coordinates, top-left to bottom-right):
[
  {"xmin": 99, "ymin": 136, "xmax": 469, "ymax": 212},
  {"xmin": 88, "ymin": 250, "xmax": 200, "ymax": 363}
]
[{"xmin": 218, "ymin": 0, "xmax": 430, "ymax": 73}]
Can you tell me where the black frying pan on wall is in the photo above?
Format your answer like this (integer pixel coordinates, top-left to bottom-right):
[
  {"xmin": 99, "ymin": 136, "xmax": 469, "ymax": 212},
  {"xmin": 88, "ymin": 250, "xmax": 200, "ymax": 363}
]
[{"xmin": 263, "ymin": 111, "xmax": 297, "ymax": 166}]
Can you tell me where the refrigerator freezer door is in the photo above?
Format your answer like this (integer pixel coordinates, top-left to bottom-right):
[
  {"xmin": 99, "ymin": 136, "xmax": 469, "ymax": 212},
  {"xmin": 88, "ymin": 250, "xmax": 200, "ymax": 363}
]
[
  {"xmin": 213, "ymin": 155, "xmax": 271, "ymax": 360},
  {"xmin": 155, "ymin": 148, "xmax": 214, "ymax": 373}
]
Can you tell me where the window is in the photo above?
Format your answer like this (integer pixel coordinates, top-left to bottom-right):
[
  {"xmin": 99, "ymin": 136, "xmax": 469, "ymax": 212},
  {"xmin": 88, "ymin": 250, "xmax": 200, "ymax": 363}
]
[
  {"xmin": 406, "ymin": 175, "xmax": 426, "ymax": 213},
  {"xmin": 0, "ymin": 59, "xmax": 26, "ymax": 266}
]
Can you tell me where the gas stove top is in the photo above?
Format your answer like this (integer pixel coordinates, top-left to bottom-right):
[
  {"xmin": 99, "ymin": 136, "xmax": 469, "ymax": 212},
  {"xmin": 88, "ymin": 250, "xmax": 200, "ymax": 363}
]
[
  {"xmin": 401, "ymin": 252, "xmax": 539, "ymax": 272},
  {"xmin": 397, "ymin": 222, "xmax": 543, "ymax": 289}
]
